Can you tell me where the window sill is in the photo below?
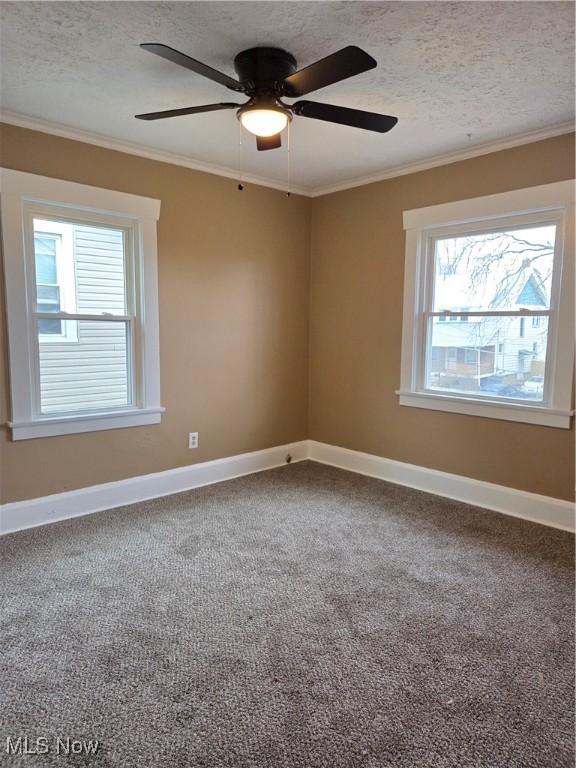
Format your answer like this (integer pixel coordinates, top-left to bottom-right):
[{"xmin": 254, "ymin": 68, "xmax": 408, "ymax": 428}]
[
  {"xmin": 8, "ymin": 407, "xmax": 165, "ymax": 440},
  {"xmin": 396, "ymin": 391, "xmax": 573, "ymax": 429}
]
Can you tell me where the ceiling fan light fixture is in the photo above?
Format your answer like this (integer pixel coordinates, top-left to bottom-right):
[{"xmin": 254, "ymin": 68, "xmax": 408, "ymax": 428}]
[
  {"xmin": 238, "ymin": 106, "xmax": 290, "ymax": 137},
  {"xmin": 136, "ymin": 44, "xmax": 398, "ymax": 150}
]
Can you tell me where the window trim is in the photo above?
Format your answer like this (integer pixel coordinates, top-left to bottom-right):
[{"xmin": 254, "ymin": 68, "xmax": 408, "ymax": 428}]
[
  {"xmin": 1, "ymin": 168, "xmax": 163, "ymax": 440},
  {"xmin": 398, "ymin": 181, "xmax": 575, "ymax": 429}
]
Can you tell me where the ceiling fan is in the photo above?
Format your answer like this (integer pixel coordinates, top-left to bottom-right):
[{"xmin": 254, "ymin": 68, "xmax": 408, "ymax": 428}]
[{"xmin": 135, "ymin": 44, "xmax": 398, "ymax": 150}]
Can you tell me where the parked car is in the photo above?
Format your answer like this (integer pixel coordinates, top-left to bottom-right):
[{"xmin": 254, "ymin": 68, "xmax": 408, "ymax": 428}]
[
  {"xmin": 480, "ymin": 375, "xmax": 522, "ymax": 398},
  {"xmin": 521, "ymin": 376, "xmax": 544, "ymax": 396},
  {"xmin": 480, "ymin": 375, "xmax": 508, "ymax": 393},
  {"xmin": 497, "ymin": 385, "xmax": 524, "ymax": 398}
]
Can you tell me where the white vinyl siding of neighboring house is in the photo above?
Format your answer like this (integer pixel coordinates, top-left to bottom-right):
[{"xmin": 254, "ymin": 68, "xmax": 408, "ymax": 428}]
[{"xmin": 38, "ymin": 225, "xmax": 129, "ymax": 414}]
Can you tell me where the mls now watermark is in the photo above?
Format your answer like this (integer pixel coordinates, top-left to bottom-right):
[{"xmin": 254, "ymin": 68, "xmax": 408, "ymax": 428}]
[{"xmin": 6, "ymin": 736, "xmax": 100, "ymax": 756}]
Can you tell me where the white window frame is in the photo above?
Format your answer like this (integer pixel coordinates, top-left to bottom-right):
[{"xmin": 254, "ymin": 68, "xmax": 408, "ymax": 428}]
[
  {"xmin": 398, "ymin": 180, "xmax": 575, "ymax": 429},
  {"xmin": 1, "ymin": 169, "xmax": 164, "ymax": 440},
  {"xmin": 34, "ymin": 219, "xmax": 78, "ymax": 343}
]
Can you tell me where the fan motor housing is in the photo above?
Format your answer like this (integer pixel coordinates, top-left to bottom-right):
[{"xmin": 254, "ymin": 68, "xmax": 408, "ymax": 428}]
[{"xmin": 234, "ymin": 47, "xmax": 297, "ymax": 88}]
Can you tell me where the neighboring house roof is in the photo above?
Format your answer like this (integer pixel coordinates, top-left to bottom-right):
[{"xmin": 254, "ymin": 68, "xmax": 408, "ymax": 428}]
[{"xmin": 516, "ymin": 273, "xmax": 547, "ymax": 307}]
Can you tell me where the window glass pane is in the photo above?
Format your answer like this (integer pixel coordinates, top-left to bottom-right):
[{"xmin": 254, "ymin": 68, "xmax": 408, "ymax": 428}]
[
  {"xmin": 36, "ymin": 285, "xmax": 62, "ymax": 334},
  {"xmin": 34, "ymin": 234, "xmax": 58, "ymax": 257},
  {"xmin": 38, "ymin": 318, "xmax": 63, "ymax": 335},
  {"xmin": 426, "ymin": 316, "xmax": 548, "ymax": 402},
  {"xmin": 433, "ymin": 225, "xmax": 556, "ymax": 312},
  {"xmin": 34, "ymin": 239, "xmax": 58, "ymax": 284},
  {"xmin": 37, "ymin": 284, "xmax": 60, "ymax": 305},
  {"xmin": 37, "ymin": 319, "xmax": 130, "ymax": 414}
]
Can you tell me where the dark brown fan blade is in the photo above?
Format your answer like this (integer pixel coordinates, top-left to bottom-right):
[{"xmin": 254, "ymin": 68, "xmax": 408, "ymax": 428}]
[
  {"xmin": 135, "ymin": 103, "xmax": 241, "ymax": 121},
  {"xmin": 283, "ymin": 46, "xmax": 376, "ymax": 97},
  {"xmin": 256, "ymin": 133, "xmax": 282, "ymax": 151},
  {"xmin": 141, "ymin": 43, "xmax": 245, "ymax": 92},
  {"xmin": 293, "ymin": 101, "xmax": 397, "ymax": 133}
]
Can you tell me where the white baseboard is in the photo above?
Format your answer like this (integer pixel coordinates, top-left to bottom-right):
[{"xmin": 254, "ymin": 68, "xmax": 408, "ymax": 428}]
[
  {"xmin": 0, "ymin": 441, "xmax": 309, "ymax": 535},
  {"xmin": 2, "ymin": 439, "xmax": 573, "ymax": 535},
  {"xmin": 308, "ymin": 441, "xmax": 575, "ymax": 533}
]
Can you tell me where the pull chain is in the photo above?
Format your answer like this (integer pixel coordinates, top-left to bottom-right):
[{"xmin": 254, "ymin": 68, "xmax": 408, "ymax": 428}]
[
  {"xmin": 286, "ymin": 120, "xmax": 291, "ymax": 198},
  {"xmin": 237, "ymin": 121, "xmax": 244, "ymax": 191}
]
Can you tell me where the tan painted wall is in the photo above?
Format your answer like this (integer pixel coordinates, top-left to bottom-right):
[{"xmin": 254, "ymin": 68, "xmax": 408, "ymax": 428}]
[
  {"xmin": 0, "ymin": 124, "xmax": 311, "ymax": 503},
  {"xmin": 309, "ymin": 133, "xmax": 575, "ymax": 501},
  {"xmin": 1, "ymin": 126, "xmax": 574, "ymax": 505}
]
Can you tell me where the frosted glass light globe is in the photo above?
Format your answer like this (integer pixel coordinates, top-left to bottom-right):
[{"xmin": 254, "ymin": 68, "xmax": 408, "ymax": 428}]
[{"xmin": 240, "ymin": 109, "xmax": 289, "ymax": 137}]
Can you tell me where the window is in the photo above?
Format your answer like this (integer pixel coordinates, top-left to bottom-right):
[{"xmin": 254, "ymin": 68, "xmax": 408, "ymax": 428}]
[
  {"xmin": 1, "ymin": 169, "xmax": 163, "ymax": 439},
  {"xmin": 35, "ymin": 232, "xmax": 60, "ymax": 332},
  {"xmin": 399, "ymin": 181, "xmax": 574, "ymax": 428},
  {"xmin": 34, "ymin": 220, "xmax": 78, "ymax": 342},
  {"xmin": 519, "ymin": 317, "xmax": 526, "ymax": 338}
]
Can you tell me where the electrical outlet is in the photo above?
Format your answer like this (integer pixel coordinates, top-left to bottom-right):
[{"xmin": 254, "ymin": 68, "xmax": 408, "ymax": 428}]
[{"xmin": 188, "ymin": 432, "xmax": 199, "ymax": 449}]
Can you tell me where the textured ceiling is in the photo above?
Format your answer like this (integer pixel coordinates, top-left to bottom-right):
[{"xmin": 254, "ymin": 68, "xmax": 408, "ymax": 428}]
[{"xmin": 0, "ymin": 1, "xmax": 574, "ymax": 193}]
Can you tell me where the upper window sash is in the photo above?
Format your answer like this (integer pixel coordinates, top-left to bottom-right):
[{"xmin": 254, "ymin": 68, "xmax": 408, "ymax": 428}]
[
  {"xmin": 399, "ymin": 180, "xmax": 575, "ymax": 429},
  {"xmin": 25, "ymin": 208, "xmax": 134, "ymax": 316}
]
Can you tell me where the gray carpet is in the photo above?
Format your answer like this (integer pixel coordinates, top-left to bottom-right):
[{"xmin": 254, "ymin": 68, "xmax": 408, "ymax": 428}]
[{"xmin": 1, "ymin": 461, "xmax": 574, "ymax": 768}]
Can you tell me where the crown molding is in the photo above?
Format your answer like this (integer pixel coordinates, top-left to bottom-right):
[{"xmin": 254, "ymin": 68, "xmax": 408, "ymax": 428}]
[
  {"xmin": 309, "ymin": 122, "xmax": 575, "ymax": 197},
  {"xmin": 1, "ymin": 110, "xmax": 573, "ymax": 199},
  {"xmin": 0, "ymin": 110, "xmax": 311, "ymax": 197}
]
